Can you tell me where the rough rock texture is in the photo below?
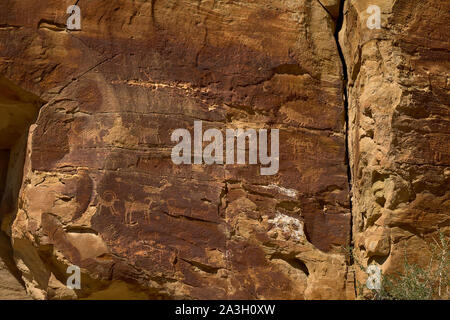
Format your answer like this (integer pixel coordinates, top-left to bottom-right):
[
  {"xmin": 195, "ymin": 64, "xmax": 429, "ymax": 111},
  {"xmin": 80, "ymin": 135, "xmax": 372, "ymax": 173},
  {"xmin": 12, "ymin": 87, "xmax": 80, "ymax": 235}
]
[
  {"xmin": 0, "ymin": 0, "xmax": 447, "ymax": 300},
  {"xmin": 0, "ymin": 75, "xmax": 41, "ymax": 299},
  {"xmin": 0, "ymin": 0, "xmax": 353, "ymax": 299},
  {"xmin": 340, "ymin": 0, "xmax": 450, "ymax": 293},
  {"xmin": 0, "ymin": 231, "xmax": 31, "ymax": 299}
]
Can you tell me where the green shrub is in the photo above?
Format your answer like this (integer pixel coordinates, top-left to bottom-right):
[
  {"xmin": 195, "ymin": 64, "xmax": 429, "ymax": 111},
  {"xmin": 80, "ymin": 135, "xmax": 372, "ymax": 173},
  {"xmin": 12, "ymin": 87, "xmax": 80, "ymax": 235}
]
[{"xmin": 347, "ymin": 232, "xmax": 449, "ymax": 300}]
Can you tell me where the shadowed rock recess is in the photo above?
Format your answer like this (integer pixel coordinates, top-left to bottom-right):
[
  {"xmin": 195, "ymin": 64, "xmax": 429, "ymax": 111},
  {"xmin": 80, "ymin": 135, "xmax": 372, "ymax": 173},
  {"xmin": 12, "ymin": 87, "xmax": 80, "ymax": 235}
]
[
  {"xmin": 0, "ymin": 76, "xmax": 43, "ymax": 299},
  {"xmin": 0, "ymin": 0, "xmax": 447, "ymax": 300}
]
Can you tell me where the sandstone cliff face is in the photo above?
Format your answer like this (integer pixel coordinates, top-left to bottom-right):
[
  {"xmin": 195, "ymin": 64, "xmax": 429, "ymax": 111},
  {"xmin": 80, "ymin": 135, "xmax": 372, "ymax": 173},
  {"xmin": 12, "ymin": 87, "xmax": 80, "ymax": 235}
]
[
  {"xmin": 0, "ymin": 0, "xmax": 447, "ymax": 300},
  {"xmin": 1, "ymin": 0, "xmax": 352, "ymax": 299},
  {"xmin": 340, "ymin": 0, "xmax": 449, "ymax": 294}
]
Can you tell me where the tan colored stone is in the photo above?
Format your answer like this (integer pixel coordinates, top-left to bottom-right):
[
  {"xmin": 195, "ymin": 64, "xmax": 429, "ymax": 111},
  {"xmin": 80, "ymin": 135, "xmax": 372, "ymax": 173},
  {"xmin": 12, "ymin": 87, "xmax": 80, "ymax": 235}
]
[{"xmin": 340, "ymin": 0, "xmax": 450, "ymax": 297}]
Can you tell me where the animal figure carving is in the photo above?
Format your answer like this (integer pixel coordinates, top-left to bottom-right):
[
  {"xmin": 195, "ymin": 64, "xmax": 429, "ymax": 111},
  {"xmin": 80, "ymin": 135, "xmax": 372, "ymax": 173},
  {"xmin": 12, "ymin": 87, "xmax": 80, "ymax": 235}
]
[
  {"xmin": 123, "ymin": 195, "xmax": 153, "ymax": 226},
  {"xmin": 98, "ymin": 191, "xmax": 119, "ymax": 216}
]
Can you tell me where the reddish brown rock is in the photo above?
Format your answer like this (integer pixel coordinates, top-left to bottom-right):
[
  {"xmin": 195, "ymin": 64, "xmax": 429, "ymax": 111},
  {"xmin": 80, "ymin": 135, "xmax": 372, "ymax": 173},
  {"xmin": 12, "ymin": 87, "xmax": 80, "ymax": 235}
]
[
  {"xmin": 0, "ymin": 0, "xmax": 354, "ymax": 299},
  {"xmin": 2, "ymin": 0, "xmax": 448, "ymax": 301}
]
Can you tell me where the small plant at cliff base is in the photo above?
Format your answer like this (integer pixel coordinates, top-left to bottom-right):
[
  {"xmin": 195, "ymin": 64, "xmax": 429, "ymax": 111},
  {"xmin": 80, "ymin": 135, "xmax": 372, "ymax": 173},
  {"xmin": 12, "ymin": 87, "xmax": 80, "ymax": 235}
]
[
  {"xmin": 344, "ymin": 232, "xmax": 449, "ymax": 300},
  {"xmin": 372, "ymin": 232, "xmax": 449, "ymax": 300}
]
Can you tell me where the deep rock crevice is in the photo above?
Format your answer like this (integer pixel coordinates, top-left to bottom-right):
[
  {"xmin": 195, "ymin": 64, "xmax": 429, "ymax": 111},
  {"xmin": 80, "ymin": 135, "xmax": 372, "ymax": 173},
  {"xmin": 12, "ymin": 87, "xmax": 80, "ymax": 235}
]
[
  {"xmin": 334, "ymin": 0, "xmax": 357, "ymax": 295},
  {"xmin": 334, "ymin": 0, "xmax": 351, "ymax": 212}
]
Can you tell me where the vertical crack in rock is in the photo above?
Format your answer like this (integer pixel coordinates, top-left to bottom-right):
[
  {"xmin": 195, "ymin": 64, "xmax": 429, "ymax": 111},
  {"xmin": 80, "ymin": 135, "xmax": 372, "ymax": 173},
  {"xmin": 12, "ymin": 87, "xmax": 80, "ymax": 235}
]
[
  {"xmin": 334, "ymin": 0, "xmax": 351, "ymax": 209},
  {"xmin": 334, "ymin": 0, "xmax": 356, "ymax": 295},
  {"xmin": 0, "ymin": 76, "xmax": 45, "ymax": 299},
  {"xmin": 334, "ymin": 1, "xmax": 352, "ymax": 230}
]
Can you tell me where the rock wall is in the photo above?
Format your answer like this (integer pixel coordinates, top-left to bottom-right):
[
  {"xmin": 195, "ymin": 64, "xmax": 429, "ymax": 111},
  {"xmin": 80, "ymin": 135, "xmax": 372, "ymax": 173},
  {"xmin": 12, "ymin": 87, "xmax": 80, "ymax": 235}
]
[
  {"xmin": 340, "ymin": 0, "xmax": 449, "ymax": 294},
  {"xmin": 0, "ymin": 0, "xmax": 447, "ymax": 300},
  {"xmin": 1, "ymin": 0, "xmax": 352, "ymax": 300}
]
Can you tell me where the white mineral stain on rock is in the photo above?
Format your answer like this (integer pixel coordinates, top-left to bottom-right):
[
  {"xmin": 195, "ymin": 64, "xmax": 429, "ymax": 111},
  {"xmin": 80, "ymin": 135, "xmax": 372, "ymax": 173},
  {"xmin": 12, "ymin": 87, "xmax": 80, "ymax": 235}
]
[
  {"xmin": 262, "ymin": 184, "xmax": 298, "ymax": 198},
  {"xmin": 268, "ymin": 213, "xmax": 305, "ymax": 241}
]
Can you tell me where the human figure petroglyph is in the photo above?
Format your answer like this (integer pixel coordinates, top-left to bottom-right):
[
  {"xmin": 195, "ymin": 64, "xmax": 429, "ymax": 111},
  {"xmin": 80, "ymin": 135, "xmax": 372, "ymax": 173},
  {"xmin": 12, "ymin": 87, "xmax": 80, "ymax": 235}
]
[
  {"xmin": 144, "ymin": 199, "xmax": 154, "ymax": 224},
  {"xmin": 429, "ymin": 139, "xmax": 446, "ymax": 163},
  {"xmin": 153, "ymin": 243, "xmax": 165, "ymax": 265},
  {"xmin": 142, "ymin": 240, "xmax": 166, "ymax": 264},
  {"xmin": 288, "ymin": 137, "xmax": 314, "ymax": 155}
]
